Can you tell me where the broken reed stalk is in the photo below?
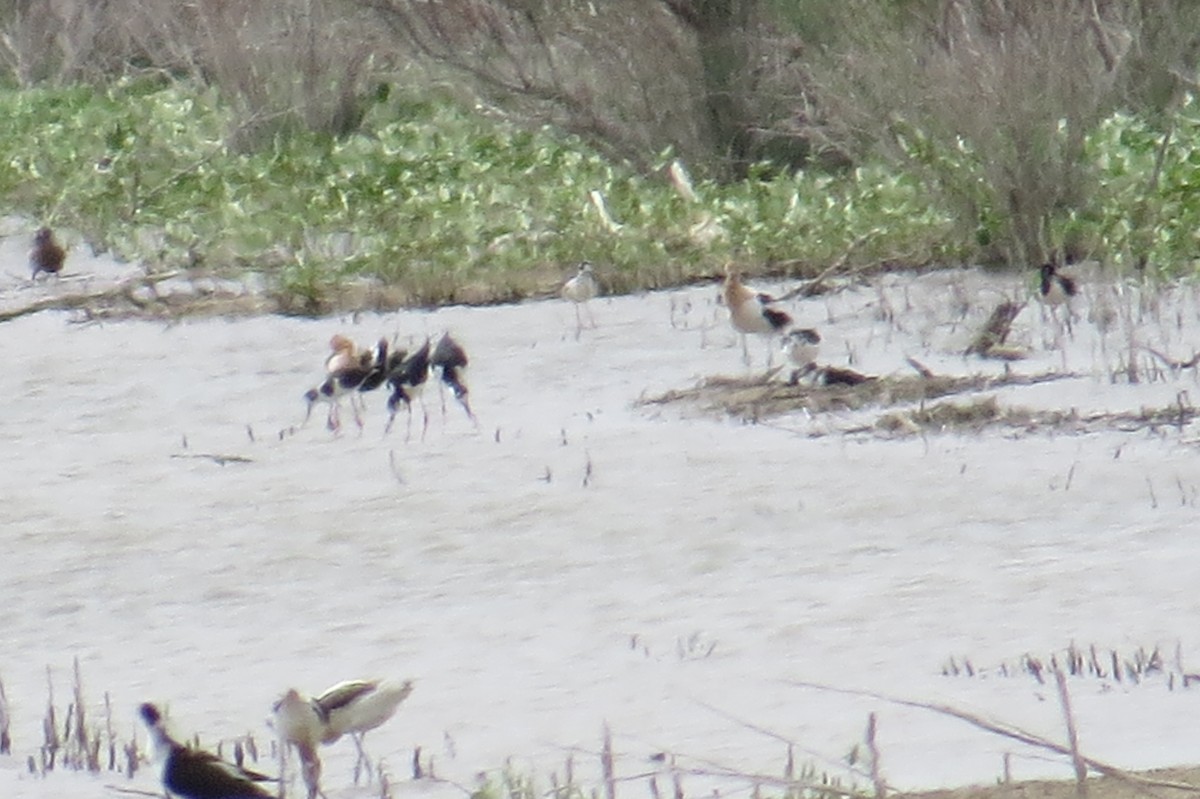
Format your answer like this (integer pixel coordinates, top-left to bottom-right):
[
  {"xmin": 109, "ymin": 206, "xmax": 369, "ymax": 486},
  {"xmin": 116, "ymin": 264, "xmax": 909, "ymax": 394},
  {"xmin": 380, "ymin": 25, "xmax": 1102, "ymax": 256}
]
[
  {"xmin": 1053, "ymin": 668, "xmax": 1087, "ymax": 799},
  {"xmin": 785, "ymin": 679, "xmax": 1200, "ymax": 793},
  {"xmin": 0, "ymin": 675, "xmax": 10, "ymax": 754},
  {"xmin": 602, "ymin": 724, "xmax": 617, "ymax": 799},
  {"xmin": 865, "ymin": 713, "xmax": 885, "ymax": 799}
]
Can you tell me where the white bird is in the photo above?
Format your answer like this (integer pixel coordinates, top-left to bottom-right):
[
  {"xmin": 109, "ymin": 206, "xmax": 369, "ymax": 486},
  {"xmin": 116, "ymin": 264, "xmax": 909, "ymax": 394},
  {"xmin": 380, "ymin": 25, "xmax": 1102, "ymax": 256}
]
[
  {"xmin": 272, "ymin": 679, "xmax": 414, "ymax": 789},
  {"xmin": 1038, "ymin": 261, "xmax": 1078, "ymax": 338},
  {"xmin": 562, "ymin": 261, "xmax": 599, "ymax": 338},
  {"xmin": 782, "ymin": 328, "xmax": 821, "ymax": 384},
  {"xmin": 722, "ymin": 265, "xmax": 793, "ymax": 368}
]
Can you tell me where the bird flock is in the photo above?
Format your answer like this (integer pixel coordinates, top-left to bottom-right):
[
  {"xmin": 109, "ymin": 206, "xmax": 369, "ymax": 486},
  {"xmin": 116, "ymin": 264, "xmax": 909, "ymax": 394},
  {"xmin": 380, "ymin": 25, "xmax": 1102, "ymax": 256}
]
[
  {"xmin": 303, "ymin": 330, "xmax": 474, "ymax": 436},
  {"xmin": 140, "ymin": 678, "xmax": 413, "ymax": 799}
]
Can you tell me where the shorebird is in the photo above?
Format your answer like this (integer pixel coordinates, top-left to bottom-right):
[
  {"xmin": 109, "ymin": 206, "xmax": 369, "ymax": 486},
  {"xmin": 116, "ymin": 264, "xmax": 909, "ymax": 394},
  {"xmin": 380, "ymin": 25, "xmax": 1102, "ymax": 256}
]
[
  {"xmin": 562, "ymin": 261, "xmax": 598, "ymax": 338},
  {"xmin": 29, "ymin": 227, "xmax": 65, "ymax": 279},
  {"xmin": 272, "ymin": 679, "xmax": 414, "ymax": 787},
  {"xmin": 385, "ymin": 339, "xmax": 432, "ymax": 438},
  {"xmin": 722, "ymin": 265, "xmax": 793, "ymax": 367},
  {"xmin": 431, "ymin": 332, "xmax": 475, "ymax": 422},
  {"xmin": 304, "ymin": 335, "xmax": 382, "ymax": 431},
  {"xmin": 139, "ymin": 702, "xmax": 273, "ymax": 799},
  {"xmin": 1038, "ymin": 261, "xmax": 1078, "ymax": 337},
  {"xmin": 1039, "ymin": 261, "xmax": 1077, "ymax": 306},
  {"xmin": 782, "ymin": 327, "xmax": 821, "ymax": 383}
]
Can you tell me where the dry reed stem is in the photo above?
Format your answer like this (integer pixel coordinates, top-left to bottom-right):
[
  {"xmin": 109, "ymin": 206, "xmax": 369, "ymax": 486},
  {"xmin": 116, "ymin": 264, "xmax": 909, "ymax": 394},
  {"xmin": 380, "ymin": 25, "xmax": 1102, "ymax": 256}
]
[
  {"xmin": 785, "ymin": 679, "xmax": 1200, "ymax": 795},
  {"xmin": 602, "ymin": 725, "xmax": 617, "ymax": 799},
  {"xmin": 865, "ymin": 714, "xmax": 885, "ymax": 799},
  {"xmin": 0, "ymin": 675, "xmax": 10, "ymax": 755},
  {"xmin": 1053, "ymin": 668, "xmax": 1088, "ymax": 799}
]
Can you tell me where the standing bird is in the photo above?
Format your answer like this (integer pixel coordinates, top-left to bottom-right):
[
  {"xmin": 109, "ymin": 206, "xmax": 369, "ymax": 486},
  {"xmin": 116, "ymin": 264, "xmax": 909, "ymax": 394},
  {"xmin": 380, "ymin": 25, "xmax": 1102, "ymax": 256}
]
[
  {"xmin": 431, "ymin": 332, "xmax": 475, "ymax": 423},
  {"xmin": 1039, "ymin": 261, "xmax": 1077, "ymax": 306},
  {"xmin": 303, "ymin": 335, "xmax": 385, "ymax": 431},
  {"xmin": 139, "ymin": 702, "xmax": 273, "ymax": 799},
  {"xmin": 1038, "ymin": 261, "xmax": 1078, "ymax": 337},
  {"xmin": 385, "ymin": 339, "xmax": 432, "ymax": 439},
  {"xmin": 722, "ymin": 265, "xmax": 793, "ymax": 368},
  {"xmin": 561, "ymin": 261, "xmax": 599, "ymax": 338},
  {"xmin": 273, "ymin": 679, "xmax": 414, "ymax": 787},
  {"xmin": 782, "ymin": 327, "xmax": 821, "ymax": 384},
  {"xmin": 29, "ymin": 227, "xmax": 66, "ymax": 279}
]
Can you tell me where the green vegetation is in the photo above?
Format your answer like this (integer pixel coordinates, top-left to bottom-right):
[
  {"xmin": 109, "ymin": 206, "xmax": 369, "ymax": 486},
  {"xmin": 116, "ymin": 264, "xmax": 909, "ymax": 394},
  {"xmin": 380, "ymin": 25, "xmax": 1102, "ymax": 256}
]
[
  {"xmin": 2, "ymin": 76, "xmax": 1200, "ymax": 313},
  {"xmin": 0, "ymin": 78, "xmax": 959, "ymax": 309}
]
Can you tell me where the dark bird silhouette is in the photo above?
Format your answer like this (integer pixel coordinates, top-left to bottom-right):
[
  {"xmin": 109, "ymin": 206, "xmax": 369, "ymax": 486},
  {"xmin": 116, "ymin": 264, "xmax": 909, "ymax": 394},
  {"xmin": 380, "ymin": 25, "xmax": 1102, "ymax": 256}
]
[
  {"xmin": 139, "ymin": 702, "xmax": 273, "ymax": 799},
  {"xmin": 385, "ymin": 339, "xmax": 431, "ymax": 438},
  {"xmin": 431, "ymin": 332, "xmax": 475, "ymax": 422},
  {"xmin": 30, "ymin": 227, "xmax": 66, "ymax": 279}
]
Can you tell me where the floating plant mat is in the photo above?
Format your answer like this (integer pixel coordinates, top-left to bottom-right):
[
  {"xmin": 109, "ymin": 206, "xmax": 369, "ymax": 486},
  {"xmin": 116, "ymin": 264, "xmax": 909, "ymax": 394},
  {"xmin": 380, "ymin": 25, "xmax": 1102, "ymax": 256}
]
[
  {"xmin": 643, "ymin": 370, "xmax": 1200, "ymax": 439},
  {"xmin": 643, "ymin": 369, "xmax": 1072, "ymax": 422}
]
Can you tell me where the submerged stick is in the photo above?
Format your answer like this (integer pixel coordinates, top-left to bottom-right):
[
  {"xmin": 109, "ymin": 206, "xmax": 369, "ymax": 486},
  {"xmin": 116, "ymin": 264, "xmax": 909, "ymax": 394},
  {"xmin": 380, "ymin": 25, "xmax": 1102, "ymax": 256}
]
[{"xmin": 1053, "ymin": 668, "xmax": 1087, "ymax": 799}]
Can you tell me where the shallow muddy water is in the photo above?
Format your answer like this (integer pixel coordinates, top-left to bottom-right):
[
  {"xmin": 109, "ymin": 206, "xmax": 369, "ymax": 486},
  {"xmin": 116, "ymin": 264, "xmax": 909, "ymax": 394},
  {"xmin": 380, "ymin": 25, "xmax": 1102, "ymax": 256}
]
[{"xmin": 2, "ymin": 258, "xmax": 1200, "ymax": 799}]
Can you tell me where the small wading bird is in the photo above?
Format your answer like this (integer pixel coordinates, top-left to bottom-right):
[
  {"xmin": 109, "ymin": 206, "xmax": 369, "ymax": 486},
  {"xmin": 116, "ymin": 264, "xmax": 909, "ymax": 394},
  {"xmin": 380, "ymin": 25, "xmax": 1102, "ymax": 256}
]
[
  {"xmin": 303, "ymin": 335, "xmax": 385, "ymax": 431},
  {"xmin": 561, "ymin": 261, "xmax": 599, "ymax": 338},
  {"xmin": 431, "ymin": 331, "xmax": 476, "ymax": 423},
  {"xmin": 272, "ymin": 679, "xmax": 414, "ymax": 793},
  {"xmin": 722, "ymin": 264, "xmax": 793, "ymax": 368},
  {"xmin": 1038, "ymin": 260, "xmax": 1079, "ymax": 337},
  {"xmin": 782, "ymin": 327, "xmax": 821, "ymax": 384},
  {"xmin": 139, "ymin": 702, "xmax": 274, "ymax": 799},
  {"xmin": 29, "ymin": 226, "xmax": 66, "ymax": 279},
  {"xmin": 385, "ymin": 338, "xmax": 432, "ymax": 438}
]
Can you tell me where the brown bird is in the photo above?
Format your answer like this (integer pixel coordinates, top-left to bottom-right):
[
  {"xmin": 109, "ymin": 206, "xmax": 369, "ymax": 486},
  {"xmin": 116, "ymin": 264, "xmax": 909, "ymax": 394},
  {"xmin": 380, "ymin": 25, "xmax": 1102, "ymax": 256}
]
[
  {"xmin": 722, "ymin": 265, "xmax": 793, "ymax": 367},
  {"xmin": 29, "ymin": 227, "xmax": 65, "ymax": 279}
]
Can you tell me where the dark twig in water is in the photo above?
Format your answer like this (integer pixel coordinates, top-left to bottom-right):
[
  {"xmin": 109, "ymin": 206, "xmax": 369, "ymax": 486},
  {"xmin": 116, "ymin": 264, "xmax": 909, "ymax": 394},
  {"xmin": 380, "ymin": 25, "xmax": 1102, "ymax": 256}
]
[
  {"xmin": 964, "ymin": 301, "xmax": 1025, "ymax": 357},
  {"xmin": 170, "ymin": 453, "xmax": 254, "ymax": 466}
]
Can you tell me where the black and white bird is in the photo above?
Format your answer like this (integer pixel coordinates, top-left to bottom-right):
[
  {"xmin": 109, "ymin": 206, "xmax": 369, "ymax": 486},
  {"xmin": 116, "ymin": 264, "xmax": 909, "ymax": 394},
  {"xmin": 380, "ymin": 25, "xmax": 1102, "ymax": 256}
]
[
  {"xmin": 782, "ymin": 327, "xmax": 821, "ymax": 383},
  {"xmin": 431, "ymin": 332, "xmax": 476, "ymax": 422},
  {"xmin": 385, "ymin": 339, "xmax": 432, "ymax": 438},
  {"xmin": 139, "ymin": 702, "xmax": 273, "ymax": 799},
  {"xmin": 1038, "ymin": 261, "xmax": 1077, "ymax": 306},
  {"xmin": 30, "ymin": 226, "xmax": 66, "ymax": 279},
  {"xmin": 303, "ymin": 335, "xmax": 384, "ymax": 431},
  {"xmin": 1038, "ymin": 261, "xmax": 1078, "ymax": 337},
  {"xmin": 561, "ymin": 261, "xmax": 599, "ymax": 337},
  {"xmin": 272, "ymin": 679, "xmax": 414, "ymax": 788},
  {"xmin": 722, "ymin": 265, "xmax": 793, "ymax": 368}
]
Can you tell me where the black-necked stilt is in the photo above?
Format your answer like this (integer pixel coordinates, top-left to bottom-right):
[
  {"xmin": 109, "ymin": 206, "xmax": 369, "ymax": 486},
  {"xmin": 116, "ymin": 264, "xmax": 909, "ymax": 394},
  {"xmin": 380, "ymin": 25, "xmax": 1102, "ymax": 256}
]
[
  {"xmin": 1038, "ymin": 261, "xmax": 1078, "ymax": 338},
  {"xmin": 1039, "ymin": 262, "xmax": 1077, "ymax": 306},
  {"xmin": 386, "ymin": 339, "xmax": 432, "ymax": 438},
  {"xmin": 431, "ymin": 332, "xmax": 475, "ymax": 422},
  {"xmin": 782, "ymin": 327, "xmax": 821, "ymax": 383},
  {"xmin": 30, "ymin": 227, "xmax": 65, "ymax": 279},
  {"xmin": 139, "ymin": 702, "xmax": 273, "ymax": 799},
  {"xmin": 273, "ymin": 680, "xmax": 414, "ymax": 786},
  {"xmin": 723, "ymin": 266, "xmax": 793, "ymax": 367},
  {"xmin": 562, "ymin": 261, "xmax": 598, "ymax": 338}
]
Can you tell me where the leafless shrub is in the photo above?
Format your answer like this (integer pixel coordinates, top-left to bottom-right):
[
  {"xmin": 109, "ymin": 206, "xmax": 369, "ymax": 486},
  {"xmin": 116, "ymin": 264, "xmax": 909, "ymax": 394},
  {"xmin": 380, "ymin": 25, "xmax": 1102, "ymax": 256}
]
[{"xmin": 805, "ymin": 0, "xmax": 1200, "ymax": 267}]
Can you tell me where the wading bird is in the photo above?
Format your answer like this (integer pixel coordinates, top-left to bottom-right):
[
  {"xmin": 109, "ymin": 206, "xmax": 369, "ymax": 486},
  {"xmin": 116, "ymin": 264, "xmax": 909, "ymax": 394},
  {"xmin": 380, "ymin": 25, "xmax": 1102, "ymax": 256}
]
[
  {"xmin": 1038, "ymin": 261, "xmax": 1079, "ymax": 337},
  {"xmin": 385, "ymin": 339, "xmax": 432, "ymax": 439},
  {"xmin": 431, "ymin": 332, "xmax": 475, "ymax": 422},
  {"xmin": 273, "ymin": 679, "xmax": 414, "ymax": 789},
  {"xmin": 304, "ymin": 336, "xmax": 384, "ymax": 431},
  {"xmin": 722, "ymin": 265, "xmax": 793, "ymax": 367},
  {"xmin": 30, "ymin": 227, "xmax": 65, "ymax": 279},
  {"xmin": 562, "ymin": 261, "xmax": 598, "ymax": 338},
  {"xmin": 139, "ymin": 702, "xmax": 273, "ymax": 799},
  {"xmin": 782, "ymin": 327, "xmax": 821, "ymax": 383}
]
